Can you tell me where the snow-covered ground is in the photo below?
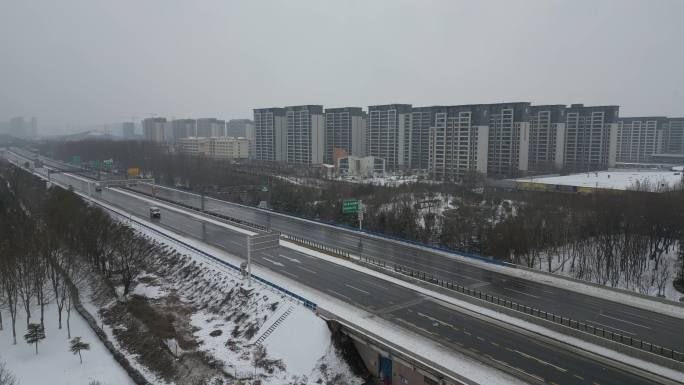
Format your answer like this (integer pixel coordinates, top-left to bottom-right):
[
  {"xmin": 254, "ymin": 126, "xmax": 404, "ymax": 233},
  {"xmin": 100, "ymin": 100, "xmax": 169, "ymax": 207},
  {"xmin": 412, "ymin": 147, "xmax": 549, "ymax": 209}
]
[
  {"xmin": 517, "ymin": 169, "xmax": 684, "ymax": 191},
  {"xmin": 107, "ymin": 217, "xmax": 362, "ymax": 385},
  {"xmin": 0, "ymin": 303, "xmax": 134, "ymax": 385}
]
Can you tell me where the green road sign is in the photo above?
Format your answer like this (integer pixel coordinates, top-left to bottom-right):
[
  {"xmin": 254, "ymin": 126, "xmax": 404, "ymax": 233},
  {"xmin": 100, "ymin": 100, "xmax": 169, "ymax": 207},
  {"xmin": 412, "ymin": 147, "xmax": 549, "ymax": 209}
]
[
  {"xmin": 71, "ymin": 155, "xmax": 81, "ymax": 167},
  {"xmin": 342, "ymin": 199, "xmax": 359, "ymax": 214},
  {"xmin": 103, "ymin": 159, "xmax": 113, "ymax": 170},
  {"xmin": 89, "ymin": 159, "xmax": 100, "ymax": 169}
]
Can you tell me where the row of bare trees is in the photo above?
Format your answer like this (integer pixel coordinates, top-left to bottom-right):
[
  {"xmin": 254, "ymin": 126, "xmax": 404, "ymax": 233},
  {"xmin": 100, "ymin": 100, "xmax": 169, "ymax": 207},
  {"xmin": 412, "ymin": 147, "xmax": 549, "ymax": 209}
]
[
  {"xmin": 0, "ymin": 159, "xmax": 159, "ymax": 348},
  {"xmin": 37, "ymin": 140, "xmax": 684, "ymax": 294}
]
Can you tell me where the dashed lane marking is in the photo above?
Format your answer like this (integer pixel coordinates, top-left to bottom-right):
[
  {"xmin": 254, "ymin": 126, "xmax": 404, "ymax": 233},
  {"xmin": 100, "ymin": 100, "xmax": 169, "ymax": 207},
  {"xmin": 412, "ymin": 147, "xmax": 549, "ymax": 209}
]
[
  {"xmin": 587, "ymin": 320, "xmax": 636, "ymax": 336},
  {"xmin": 326, "ymin": 289, "xmax": 353, "ymax": 302},
  {"xmin": 512, "ymin": 349, "xmax": 568, "ymax": 373},
  {"xmin": 500, "ymin": 287, "xmax": 541, "ymax": 299},
  {"xmin": 296, "ymin": 265, "xmax": 318, "ymax": 275},
  {"xmin": 599, "ymin": 313, "xmax": 651, "ymax": 329},
  {"xmin": 279, "ymin": 270, "xmax": 299, "ymax": 279},
  {"xmin": 344, "ymin": 284, "xmax": 371, "ymax": 295}
]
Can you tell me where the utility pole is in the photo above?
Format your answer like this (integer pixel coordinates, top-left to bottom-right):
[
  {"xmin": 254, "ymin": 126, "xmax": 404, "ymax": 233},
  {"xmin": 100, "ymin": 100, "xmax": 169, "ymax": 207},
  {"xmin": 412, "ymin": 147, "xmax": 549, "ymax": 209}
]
[
  {"xmin": 358, "ymin": 200, "xmax": 364, "ymax": 230},
  {"xmin": 246, "ymin": 234, "xmax": 252, "ymax": 286},
  {"xmin": 201, "ymin": 187, "xmax": 205, "ymax": 211}
]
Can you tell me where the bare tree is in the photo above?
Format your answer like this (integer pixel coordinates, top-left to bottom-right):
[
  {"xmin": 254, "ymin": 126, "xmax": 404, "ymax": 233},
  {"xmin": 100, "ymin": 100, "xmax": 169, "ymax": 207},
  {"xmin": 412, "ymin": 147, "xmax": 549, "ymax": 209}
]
[
  {"xmin": 0, "ymin": 360, "xmax": 18, "ymax": 385},
  {"xmin": 0, "ymin": 243, "xmax": 19, "ymax": 345},
  {"xmin": 114, "ymin": 230, "xmax": 158, "ymax": 298}
]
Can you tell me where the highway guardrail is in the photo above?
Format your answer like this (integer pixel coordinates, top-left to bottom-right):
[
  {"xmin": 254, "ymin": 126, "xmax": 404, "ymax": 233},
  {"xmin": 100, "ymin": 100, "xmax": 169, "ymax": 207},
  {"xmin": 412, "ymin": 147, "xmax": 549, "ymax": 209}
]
[{"xmin": 359, "ymin": 256, "xmax": 684, "ymax": 364}]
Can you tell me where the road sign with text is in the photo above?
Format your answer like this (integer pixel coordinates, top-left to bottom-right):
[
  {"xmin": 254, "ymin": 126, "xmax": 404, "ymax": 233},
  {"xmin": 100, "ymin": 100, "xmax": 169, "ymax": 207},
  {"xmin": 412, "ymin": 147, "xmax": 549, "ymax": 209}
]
[{"xmin": 342, "ymin": 199, "xmax": 359, "ymax": 214}]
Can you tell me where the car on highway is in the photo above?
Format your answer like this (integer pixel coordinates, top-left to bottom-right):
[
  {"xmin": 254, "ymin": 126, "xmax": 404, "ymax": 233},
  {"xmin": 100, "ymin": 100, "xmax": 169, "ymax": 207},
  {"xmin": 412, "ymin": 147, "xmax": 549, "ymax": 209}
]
[
  {"xmin": 149, "ymin": 206, "xmax": 161, "ymax": 219},
  {"xmin": 95, "ymin": 183, "xmax": 102, "ymax": 192}
]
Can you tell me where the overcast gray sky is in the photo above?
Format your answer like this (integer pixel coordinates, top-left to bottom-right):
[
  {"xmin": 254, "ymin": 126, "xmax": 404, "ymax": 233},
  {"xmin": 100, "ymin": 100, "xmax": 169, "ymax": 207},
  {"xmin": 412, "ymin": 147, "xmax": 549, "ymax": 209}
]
[{"xmin": 1, "ymin": 0, "xmax": 683, "ymax": 133}]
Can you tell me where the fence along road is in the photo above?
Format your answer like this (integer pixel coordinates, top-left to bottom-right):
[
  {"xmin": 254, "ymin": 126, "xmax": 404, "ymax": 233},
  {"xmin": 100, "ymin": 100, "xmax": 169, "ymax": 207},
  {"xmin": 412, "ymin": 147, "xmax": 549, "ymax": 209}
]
[
  {"xmin": 17, "ymin": 165, "xmax": 675, "ymax": 385},
  {"xmin": 124, "ymin": 181, "xmax": 684, "ymax": 354}
]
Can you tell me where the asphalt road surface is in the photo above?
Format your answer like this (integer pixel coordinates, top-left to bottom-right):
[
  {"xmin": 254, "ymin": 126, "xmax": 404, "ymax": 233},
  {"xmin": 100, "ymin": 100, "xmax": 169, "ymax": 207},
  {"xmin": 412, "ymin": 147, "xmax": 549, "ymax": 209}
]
[
  {"xmin": 3, "ymin": 150, "xmax": 676, "ymax": 385},
  {"xmin": 122, "ymin": 181, "xmax": 684, "ymax": 354}
]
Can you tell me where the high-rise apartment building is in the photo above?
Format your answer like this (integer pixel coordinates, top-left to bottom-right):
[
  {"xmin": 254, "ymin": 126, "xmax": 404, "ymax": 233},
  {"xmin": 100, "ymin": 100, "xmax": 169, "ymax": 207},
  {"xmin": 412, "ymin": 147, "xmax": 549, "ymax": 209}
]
[
  {"xmin": 253, "ymin": 108, "xmax": 287, "ymax": 161},
  {"xmin": 122, "ymin": 122, "xmax": 135, "ymax": 138},
  {"xmin": 324, "ymin": 107, "xmax": 366, "ymax": 164},
  {"xmin": 196, "ymin": 118, "xmax": 225, "ymax": 137},
  {"xmin": 226, "ymin": 119, "xmax": 254, "ymax": 137},
  {"xmin": 563, "ymin": 104, "xmax": 619, "ymax": 172},
  {"xmin": 142, "ymin": 117, "xmax": 168, "ymax": 143},
  {"xmin": 411, "ymin": 107, "xmax": 438, "ymax": 170},
  {"xmin": 616, "ymin": 117, "xmax": 666, "ymax": 163},
  {"xmin": 367, "ymin": 104, "xmax": 412, "ymax": 169},
  {"xmin": 172, "ymin": 119, "xmax": 196, "ymax": 141},
  {"xmin": 487, "ymin": 103, "xmax": 530, "ymax": 176},
  {"xmin": 284, "ymin": 105, "xmax": 325, "ymax": 165},
  {"xmin": 428, "ymin": 105, "xmax": 489, "ymax": 181},
  {"xmin": 528, "ymin": 105, "xmax": 566, "ymax": 171},
  {"xmin": 662, "ymin": 118, "xmax": 684, "ymax": 154}
]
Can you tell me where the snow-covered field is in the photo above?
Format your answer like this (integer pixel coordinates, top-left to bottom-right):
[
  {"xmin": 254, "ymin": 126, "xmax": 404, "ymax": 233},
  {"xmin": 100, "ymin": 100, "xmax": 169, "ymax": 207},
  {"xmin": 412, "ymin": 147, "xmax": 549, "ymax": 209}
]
[
  {"xmin": 0, "ymin": 303, "xmax": 134, "ymax": 385},
  {"xmin": 517, "ymin": 169, "xmax": 684, "ymax": 191}
]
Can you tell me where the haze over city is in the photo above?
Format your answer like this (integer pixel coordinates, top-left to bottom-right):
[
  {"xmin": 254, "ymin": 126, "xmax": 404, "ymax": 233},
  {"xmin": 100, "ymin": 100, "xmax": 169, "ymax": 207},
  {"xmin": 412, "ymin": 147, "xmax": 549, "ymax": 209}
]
[{"xmin": 2, "ymin": 0, "xmax": 684, "ymax": 134}]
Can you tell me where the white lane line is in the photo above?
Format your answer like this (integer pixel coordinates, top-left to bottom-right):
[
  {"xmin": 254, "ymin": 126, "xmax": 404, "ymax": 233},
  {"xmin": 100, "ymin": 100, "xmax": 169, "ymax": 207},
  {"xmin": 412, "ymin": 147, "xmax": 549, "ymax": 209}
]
[
  {"xmin": 361, "ymin": 279, "xmax": 391, "ymax": 291},
  {"xmin": 326, "ymin": 288, "xmax": 353, "ymax": 302},
  {"xmin": 279, "ymin": 270, "xmax": 299, "ymax": 279},
  {"xmin": 599, "ymin": 313, "xmax": 651, "ymax": 329},
  {"xmin": 416, "ymin": 312, "xmax": 456, "ymax": 329},
  {"xmin": 296, "ymin": 265, "xmax": 318, "ymax": 275},
  {"xmin": 394, "ymin": 318, "xmax": 436, "ymax": 336},
  {"xmin": 344, "ymin": 284, "xmax": 371, "ymax": 295},
  {"xmin": 278, "ymin": 254, "xmax": 301, "ymax": 264},
  {"xmin": 262, "ymin": 257, "xmax": 284, "ymax": 267},
  {"xmin": 500, "ymin": 287, "xmax": 540, "ymax": 299},
  {"xmin": 512, "ymin": 349, "xmax": 568, "ymax": 373},
  {"xmin": 608, "ymin": 309, "xmax": 666, "ymax": 325},
  {"xmin": 587, "ymin": 320, "xmax": 636, "ymax": 336}
]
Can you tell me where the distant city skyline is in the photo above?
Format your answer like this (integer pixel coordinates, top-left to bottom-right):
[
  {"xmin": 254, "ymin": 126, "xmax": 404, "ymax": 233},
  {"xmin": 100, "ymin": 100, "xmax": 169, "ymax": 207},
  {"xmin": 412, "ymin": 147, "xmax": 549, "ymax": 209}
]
[{"xmin": 2, "ymin": 1, "xmax": 684, "ymax": 134}]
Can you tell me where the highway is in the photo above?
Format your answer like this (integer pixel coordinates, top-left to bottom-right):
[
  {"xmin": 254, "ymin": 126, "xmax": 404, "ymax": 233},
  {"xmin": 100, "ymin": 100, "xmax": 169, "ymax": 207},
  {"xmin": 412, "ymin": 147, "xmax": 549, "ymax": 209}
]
[
  {"xmin": 122, "ymin": 181, "xmax": 684, "ymax": 353},
  {"xmin": 4, "ymin": 152, "xmax": 673, "ymax": 385}
]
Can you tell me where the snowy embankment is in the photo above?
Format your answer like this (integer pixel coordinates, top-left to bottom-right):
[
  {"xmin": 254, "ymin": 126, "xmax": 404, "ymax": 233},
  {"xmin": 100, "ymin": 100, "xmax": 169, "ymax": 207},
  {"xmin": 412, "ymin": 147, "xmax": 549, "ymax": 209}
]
[
  {"xmin": 0, "ymin": 302, "xmax": 134, "ymax": 385},
  {"xmin": 98, "ymin": 214, "xmax": 363, "ymax": 385},
  {"xmin": 110, "ymin": 207, "xmax": 529, "ymax": 385}
]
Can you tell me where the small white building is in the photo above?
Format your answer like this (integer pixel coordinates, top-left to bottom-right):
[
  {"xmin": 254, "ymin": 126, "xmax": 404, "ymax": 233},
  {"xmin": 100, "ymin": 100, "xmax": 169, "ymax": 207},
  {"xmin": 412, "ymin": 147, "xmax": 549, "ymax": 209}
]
[
  {"xmin": 177, "ymin": 136, "xmax": 249, "ymax": 159},
  {"xmin": 178, "ymin": 137, "xmax": 212, "ymax": 156},
  {"xmin": 211, "ymin": 136, "xmax": 249, "ymax": 159},
  {"xmin": 338, "ymin": 156, "xmax": 385, "ymax": 177}
]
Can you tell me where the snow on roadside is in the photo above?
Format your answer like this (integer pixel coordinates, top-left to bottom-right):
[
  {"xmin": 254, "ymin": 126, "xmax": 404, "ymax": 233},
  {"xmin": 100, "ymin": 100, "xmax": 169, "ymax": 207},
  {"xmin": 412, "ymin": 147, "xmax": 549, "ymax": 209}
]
[
  {"xmin": 103, "ymin": 206, "xmax": 527, "ymax": 385},
  {"xmin": 536, "ymin": 245, "xmax": 683, "ymax": 302},
  {"xmin": 99, "ymin": 210, "xmax": 362, "ymax": 385},
  {"xmin": 0, "ymin": 303, "xmax": 135, "ymax": 385}
]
